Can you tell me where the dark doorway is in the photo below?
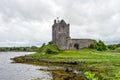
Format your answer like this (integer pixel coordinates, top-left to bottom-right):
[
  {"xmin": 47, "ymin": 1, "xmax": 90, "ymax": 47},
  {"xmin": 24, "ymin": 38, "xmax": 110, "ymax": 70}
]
[{"xmin": 74, "ymin": 43, "xmax": 79, "ymax": 50}]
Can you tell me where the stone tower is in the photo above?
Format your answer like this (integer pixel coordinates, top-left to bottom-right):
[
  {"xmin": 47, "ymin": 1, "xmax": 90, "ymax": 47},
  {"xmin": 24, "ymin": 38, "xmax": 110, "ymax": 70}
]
[
  {"xmin": 52, "ymin": 19, "xmax": 70, "ymax": 50},
  {"xmin": 52, "ymin": 18, "xmax": 94, "ymax": 50}
]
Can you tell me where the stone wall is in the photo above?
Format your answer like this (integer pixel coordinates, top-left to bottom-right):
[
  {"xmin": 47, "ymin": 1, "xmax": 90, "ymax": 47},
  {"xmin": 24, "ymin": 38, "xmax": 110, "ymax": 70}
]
[
  {"xmin": 52, "ymin": 19, "xmax": 70, "ymax": 50},
  {"xmin": 52, "ymin": 19, "xmax": 95, "ymax": 50},
  {"xmin": 68, "ymin": 39, "xmax": 94, "ymax": 50}
]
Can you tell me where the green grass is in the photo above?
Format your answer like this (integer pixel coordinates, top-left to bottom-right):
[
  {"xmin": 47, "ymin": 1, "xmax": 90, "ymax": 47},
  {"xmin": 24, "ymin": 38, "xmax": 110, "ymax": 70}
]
[
  {"xmin": 28, "ymin": 48, "xmax": 120, "ymax": 64},
  {"xmin": 25, "ymin": 48, "xmax": 120, "ymax": 79},
  {"xmin": 14, "ymin": 43, "xmax": 120, "ymax": 79},
  {"xmin": 38, "ymin": 43, "xmax": 59, "ymax": 53}
]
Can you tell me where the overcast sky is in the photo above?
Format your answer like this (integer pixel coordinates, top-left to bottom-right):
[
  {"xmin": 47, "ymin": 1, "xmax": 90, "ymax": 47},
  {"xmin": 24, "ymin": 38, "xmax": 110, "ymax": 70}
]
[{"xmin": 0, "ymin": 0, "xmax": 120, "ymax": 47}]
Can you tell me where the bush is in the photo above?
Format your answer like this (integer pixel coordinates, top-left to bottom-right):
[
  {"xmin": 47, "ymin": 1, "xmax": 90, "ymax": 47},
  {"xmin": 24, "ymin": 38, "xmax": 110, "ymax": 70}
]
[
  {"xmin": 89, "ymin": 40, "xmax": 107, "ymax": 51},
  {"xmin": 89, "ymin": 41, "xmax": 98, "ymax": 49},
  {"xmin": 115, "ymin": 71, "xmax": 120, "ymax": 80},
  {"xmin": 84, "ymin": 71, "xmax": 98, "ymax": 80},
  {"xmin": 38, "ymin": 43, "xmax": 59, "ymax": 54},
  {"xmin": 115, "ymin": 47, "xmax": 120, "ymax": 52},
  {"xmin": 46, "ymin": 49, "xmax": 56, "ymax": 54},
  {"xmin": 107, "ymin": 44, "xmax": 120, "ymax": 50}
]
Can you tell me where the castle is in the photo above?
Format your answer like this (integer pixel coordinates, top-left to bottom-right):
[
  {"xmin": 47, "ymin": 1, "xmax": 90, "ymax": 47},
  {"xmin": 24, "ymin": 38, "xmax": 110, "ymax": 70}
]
[{"xmin": 52, "ymin": 18, "xmax": 94, "ymax": 50}]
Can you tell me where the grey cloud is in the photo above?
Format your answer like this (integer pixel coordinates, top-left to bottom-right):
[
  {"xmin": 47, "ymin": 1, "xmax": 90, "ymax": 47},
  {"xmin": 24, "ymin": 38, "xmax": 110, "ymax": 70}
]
[
  {"xmin": 0, "ymin": 0, "xmax": 120, "ymax": 47},
  {"xmin": 53, "ymin": 0, "xmax": 120, "ymax": 43},
  {"xmin": 0, "ymin": 0, "xmax": 55, "ymax": 22}
]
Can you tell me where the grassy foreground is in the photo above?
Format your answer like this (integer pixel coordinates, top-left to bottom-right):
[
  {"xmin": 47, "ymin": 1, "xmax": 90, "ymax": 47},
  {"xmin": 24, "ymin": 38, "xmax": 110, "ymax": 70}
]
[{"xmin": 12, "ymin": 44, "xmax": 120, "ymax": 80}]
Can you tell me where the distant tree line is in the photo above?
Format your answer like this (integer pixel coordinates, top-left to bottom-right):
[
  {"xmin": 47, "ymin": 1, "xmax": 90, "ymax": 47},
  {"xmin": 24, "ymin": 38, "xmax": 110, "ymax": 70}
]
[
  {"xmin": 1, "ymin": 42, "xmax": 119, "ymax": 52},
  {"xmin": 107, "ymin": 44, "xmax": 120, "ymax": 50},
  {"xmin": 89, "ymin": 40, "xmax": 120, "ymax": 51},
  {"xmin": 0, "ymin": 46, "xmax": 39, "ymax": 52}
]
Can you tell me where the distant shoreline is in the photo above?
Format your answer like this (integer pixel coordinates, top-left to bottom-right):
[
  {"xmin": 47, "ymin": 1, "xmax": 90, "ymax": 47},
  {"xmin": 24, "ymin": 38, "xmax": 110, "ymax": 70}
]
[{"xmin": 0, "ymin": 46, "xmax": 39, "ymax": 52}]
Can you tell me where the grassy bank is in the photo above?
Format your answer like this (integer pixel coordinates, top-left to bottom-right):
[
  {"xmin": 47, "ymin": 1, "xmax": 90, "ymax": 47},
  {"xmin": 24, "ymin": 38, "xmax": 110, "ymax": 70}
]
[{"xmin": 12, "ymin": 44, "xmax": 120, "ymax": 80}]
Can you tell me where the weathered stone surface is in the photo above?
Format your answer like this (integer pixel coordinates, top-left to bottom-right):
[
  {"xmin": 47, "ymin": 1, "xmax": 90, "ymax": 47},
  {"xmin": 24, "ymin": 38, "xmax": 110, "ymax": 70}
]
[{"xmin": 52, "ymin": 19, "xmax": 94, "ymax": 50}]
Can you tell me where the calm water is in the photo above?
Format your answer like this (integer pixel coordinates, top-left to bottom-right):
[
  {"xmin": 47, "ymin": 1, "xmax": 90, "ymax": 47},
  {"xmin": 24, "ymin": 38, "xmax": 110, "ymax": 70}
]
[{"xmin": 0, "ymin": 52, "xmax": 52, "ymax": 80}]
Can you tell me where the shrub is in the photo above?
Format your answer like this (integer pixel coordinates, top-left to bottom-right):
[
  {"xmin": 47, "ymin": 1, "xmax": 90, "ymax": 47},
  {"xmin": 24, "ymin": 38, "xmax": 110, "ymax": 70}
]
[
  {"xmin": 46, "ymin": 49, "xmax": 56, "ymax": 54},
  {"xmin": 89, "ymin": 41, "xmax": 98, "ymax": 49},
  {"xmin": 89, "ymin": 40, "xmax": 107, "ymax": 51},
  {"xmin": 38, "ymin": 43, "xmax": 59, "ymax": 54},
  {"xmin": 107, "ymin": 44, "xmax": 120, "ymax": 50},
  {"xmin": 115, "ymin": 47, "xmax": 120, "ymax": 52},
  {"xmin": 114, "ymin": 71, "xmax": 120, "ymax": 80},
  {"xmin": 84, "ymin": 71, "xmax": 98, "ymax": 80}
]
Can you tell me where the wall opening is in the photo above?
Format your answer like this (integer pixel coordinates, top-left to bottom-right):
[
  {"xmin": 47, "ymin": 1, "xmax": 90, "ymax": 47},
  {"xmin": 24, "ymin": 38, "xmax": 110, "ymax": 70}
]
[{"xmin": 74, "ymin": 43, "xmax": 79, "ymax": 50}]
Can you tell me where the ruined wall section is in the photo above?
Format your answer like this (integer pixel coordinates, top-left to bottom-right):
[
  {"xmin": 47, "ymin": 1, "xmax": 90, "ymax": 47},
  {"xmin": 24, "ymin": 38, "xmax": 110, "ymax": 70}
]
[{"xmin": 68, "ymin": 39, "xmax": 94, "ymax": 50}]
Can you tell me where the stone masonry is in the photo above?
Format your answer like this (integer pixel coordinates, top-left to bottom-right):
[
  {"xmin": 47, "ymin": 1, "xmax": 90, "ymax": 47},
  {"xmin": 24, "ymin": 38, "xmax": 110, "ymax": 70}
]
[{"xmin": 52, "ymin": 18, "xmax": 94, "ymax": 50}]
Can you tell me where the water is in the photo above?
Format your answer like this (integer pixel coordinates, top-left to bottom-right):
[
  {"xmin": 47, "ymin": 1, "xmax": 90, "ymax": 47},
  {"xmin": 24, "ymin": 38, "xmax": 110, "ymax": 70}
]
[{"xmin": 0, "ymin": 52, "xmax": 52, "ymax": 80}]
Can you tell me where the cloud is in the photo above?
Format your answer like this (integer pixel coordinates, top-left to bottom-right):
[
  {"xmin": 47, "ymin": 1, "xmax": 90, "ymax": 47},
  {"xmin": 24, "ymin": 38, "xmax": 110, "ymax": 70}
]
[
  {"xmin": 53, "ymin": 0, "xmax": 120, "ymax": 43},
  {"xmin": 0, "ymin": 0, "xmax": 57, "ymax": 47},
  {"xmin": 0, "ymin": 0, "xmax": 120, "ymax": 47}
]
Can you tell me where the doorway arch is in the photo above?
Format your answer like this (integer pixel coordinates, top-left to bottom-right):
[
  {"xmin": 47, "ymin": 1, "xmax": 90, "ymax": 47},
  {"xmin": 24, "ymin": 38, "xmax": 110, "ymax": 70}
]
[{"xmin": 74, "ymin": 43, "xmax": 79, "ymax": 50}]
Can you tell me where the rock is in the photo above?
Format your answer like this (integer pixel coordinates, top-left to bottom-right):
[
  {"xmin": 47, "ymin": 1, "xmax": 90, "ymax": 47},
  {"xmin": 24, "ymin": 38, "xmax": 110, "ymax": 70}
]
[
  {"xmin": 65, "ymin": 67, "xmax": 73, "ymax": 72},
  {"xmin": 71, "ymin": 61, "xmax": 79, "ymax": 64}
]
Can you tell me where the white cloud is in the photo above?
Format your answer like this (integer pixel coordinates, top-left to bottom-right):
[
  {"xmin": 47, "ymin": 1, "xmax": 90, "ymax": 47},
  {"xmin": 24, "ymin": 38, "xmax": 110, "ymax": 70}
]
[{"xmin": 0, "ymin": 0, "xmax": 120, "ymax": 47}]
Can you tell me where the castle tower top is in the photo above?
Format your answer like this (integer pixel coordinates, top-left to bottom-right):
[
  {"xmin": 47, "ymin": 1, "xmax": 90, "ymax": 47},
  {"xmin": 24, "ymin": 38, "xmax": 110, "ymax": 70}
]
[{"xmin": 54, "ymin": 17, "xmax": 62, "ymax": 23}]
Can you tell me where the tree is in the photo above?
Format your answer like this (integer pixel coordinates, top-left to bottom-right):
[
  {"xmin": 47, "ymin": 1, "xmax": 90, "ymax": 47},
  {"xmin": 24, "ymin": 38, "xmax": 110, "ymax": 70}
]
[
  {"xmin": 89, "ymin": 41, "xmax": 98, "ymax": 49},
  {"xmin": 89, "ymin": 40, "xmax": 107, "ymax": 51},
  {"xmin": 97, "ymin": 40, "xmax": 107, "ymax": 51}
]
